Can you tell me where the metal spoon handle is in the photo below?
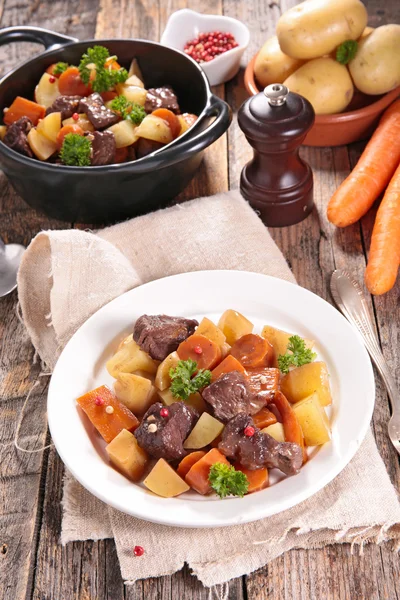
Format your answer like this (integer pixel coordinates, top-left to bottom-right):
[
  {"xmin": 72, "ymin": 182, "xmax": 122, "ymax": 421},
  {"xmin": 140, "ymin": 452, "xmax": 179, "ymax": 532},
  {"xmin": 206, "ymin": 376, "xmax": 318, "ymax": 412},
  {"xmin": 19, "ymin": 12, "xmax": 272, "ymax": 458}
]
[{"xmin": 330, "ymin": 269, "xmax": 400, "ymax": 415}]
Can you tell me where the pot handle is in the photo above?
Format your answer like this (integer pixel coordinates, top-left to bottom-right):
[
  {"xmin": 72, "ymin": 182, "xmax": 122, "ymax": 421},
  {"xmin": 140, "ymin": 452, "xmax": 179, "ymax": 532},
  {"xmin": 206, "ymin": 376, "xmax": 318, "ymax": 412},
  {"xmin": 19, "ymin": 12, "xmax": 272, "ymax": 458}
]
[
  {"xmin": 0, "ymin": 26, "xmax": 78, "ymax": 51},
  {"xmin": 138, "ymin": 94, "xmax": 232, "ymax": 172}
]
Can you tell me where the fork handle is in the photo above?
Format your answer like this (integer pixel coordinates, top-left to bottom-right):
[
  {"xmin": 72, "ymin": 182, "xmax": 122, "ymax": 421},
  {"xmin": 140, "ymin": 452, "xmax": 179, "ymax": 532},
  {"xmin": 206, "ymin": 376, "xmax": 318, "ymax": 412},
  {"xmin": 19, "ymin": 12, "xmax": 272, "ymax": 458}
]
[{"xmin": 361, "ymin": 334, "xmax": 400, "ymax": 415}]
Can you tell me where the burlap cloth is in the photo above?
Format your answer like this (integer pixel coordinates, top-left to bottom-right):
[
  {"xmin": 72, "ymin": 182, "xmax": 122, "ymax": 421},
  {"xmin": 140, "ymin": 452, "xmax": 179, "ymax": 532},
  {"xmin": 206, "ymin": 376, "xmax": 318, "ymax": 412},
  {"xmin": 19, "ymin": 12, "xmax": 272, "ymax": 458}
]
[{"xmin": 18, "ymin": 191, "xmax": 400, "ymax": 588}]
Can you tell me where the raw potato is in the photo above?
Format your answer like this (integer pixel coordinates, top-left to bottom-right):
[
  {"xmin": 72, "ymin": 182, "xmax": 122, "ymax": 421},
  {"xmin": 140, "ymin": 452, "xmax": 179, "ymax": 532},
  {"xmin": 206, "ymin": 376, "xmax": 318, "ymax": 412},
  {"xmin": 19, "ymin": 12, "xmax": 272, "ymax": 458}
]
[
  {"xmin": 196, "ymin": 317, "xmax": 226, "ymax": 349},
  {"xmin": 276, "ymin": 0, "xmax": 367, "ymax": 60},
  {"xmin": 261, "ymin": 422, "xmax": 285, "ymax": 442},
  {"xmin": 34, "ymin": 72, "xmax": 60, "ymax": 108},
  {"xmin": 136, "ymin": 115, "xmax": 173, "ymax": 145},
  {"xmin": 183, "ymin": 413, "xmax": 224, "ymax": 449},
  {"xmin": 107, "ymin": 120, "xmax": 139, "ymax": 148},
  {"xmin": 114, "ymin": 373, "xmax": 157, "ymax": 415},
  {"xmin": 106, "ymin": 339, "xmax": 158, "ymax": 378},
  {"xmin": 157, "ymin": 388, "xmax": 208, "ymax": 414},
  {"xmin": 280, "ymin": 361, "xmax": 332, "ymax": 407},
  {"xmin": 359, "ymin": 26, "xmax": 374, "ymax": 40},
  {"xmin": 293, "ymin": 392, "xmax": 331, "ymax": 446},
  {"xmin": 27, "ymin": 128, "xmax": 57, "ymax": 161},
  {"xmin": 115, "ymin": 83, "xmax": 147, "ymax": 105},
  {"xmin": 349, "ymin": 25, "xmax": 400, "ymax": 95},
  {"xmin": 143, "ymin": 458, "xmax": 190, "ymax": 497},
  {"xmin": 63, "ymin": 113, "xmax": 94, "ymax": 132},
  {"xmin": 106, "ymin": 429, "xmax": 148, "ymax": 481},
  {"xmin": 0, "ymin": 125, "xmax": 6, "ymax": 140},
  {"xmin": 218, "ymin": 309, "xmax": 254, "ymax": 346},
  {"xmin": 37, "ymin": 111, "xmax": 62, "ymax": 143},
  {"xmin": 261, "ymin": 325, "xmax": 314, "ymax": 367},
  {"xmin": 254, "ymin": 36, "xmax": 305, "ymax": 88},
  {"xmin": 284, "ymin": 58, "xmax": 354, "ymax": 115},
  {"xmin": 155, "ymin": 351, "xmax": 181, "ymax": 391}
]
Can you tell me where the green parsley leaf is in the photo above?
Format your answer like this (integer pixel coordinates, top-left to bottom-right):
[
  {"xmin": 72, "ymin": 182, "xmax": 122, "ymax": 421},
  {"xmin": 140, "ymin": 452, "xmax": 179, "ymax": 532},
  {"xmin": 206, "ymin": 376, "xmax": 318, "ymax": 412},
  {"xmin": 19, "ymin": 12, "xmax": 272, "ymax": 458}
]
[
  {"xmin": 208, "ymin": 463, "xmax": 249, "ymax": 499},
  {"xmin": 60, "ymin": 133, "xmax": 91, "ymax": 167},
  {"xmin": 277, "ymin": 335, "xmax": 317, "ymax": 374},
  {"xmin": 336, "ymin": 40, "xmax": 358, "ymax": 65},
  {"xmin": 53, "ymin": 62, "xmax": 69, "ymax": 76},
  {"xmin": 110, "ymin": 95, "xmax": 146, "ymax": 125},
  {"xmin": 169, "ymin": 359, "xmax": 212, "ymax": 401},
  {"xmin": 78, "ymin": 45, "xmax": 128, "ymax": 93}
]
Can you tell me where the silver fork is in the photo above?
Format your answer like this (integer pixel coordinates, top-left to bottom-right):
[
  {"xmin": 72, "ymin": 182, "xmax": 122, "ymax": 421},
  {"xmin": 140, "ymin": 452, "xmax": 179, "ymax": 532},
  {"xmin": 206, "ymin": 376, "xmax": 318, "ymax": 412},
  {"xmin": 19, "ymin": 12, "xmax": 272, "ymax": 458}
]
[{"xmin": 330, "ymin": 269, "xmax": 400, "ymax": 456}]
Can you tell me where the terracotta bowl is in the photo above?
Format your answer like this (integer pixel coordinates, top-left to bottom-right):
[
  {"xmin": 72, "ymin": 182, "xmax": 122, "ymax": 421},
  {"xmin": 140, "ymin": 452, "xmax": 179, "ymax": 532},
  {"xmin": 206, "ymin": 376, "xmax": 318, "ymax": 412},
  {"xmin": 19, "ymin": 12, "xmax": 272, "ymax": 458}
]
[{"xmin": 244, "ymin": 53, "xmax": 400, "ymax": 147}]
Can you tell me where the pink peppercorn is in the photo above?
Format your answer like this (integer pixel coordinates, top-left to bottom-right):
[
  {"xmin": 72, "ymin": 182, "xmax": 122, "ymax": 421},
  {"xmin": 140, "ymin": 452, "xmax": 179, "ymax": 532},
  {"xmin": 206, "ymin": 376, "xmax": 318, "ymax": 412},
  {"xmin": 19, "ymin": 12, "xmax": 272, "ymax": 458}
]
[
  {"xmin": 133, "ymin": 545, "xmax": 144, "ymax": 557},
  {"xmin": 183, "ymin": 30, "xmax": 239, "ymax": 64}
]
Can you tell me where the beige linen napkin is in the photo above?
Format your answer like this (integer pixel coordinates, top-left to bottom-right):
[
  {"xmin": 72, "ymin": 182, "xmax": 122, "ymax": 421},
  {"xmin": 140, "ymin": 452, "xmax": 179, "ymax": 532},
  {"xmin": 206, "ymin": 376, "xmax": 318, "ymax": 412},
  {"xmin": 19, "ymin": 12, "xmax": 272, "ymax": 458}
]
[{"xmin": 18, "ymin": 191, "xmax": 400, "ymax": 587}]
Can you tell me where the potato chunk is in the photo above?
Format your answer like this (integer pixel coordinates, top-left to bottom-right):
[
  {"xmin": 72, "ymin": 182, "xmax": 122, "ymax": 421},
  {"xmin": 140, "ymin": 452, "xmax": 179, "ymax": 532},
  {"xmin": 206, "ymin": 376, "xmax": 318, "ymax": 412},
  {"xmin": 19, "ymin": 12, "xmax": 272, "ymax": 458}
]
[
  {"xmin": 107, "ymin": 120, "xmax": 139, "ymax": 148},
  {"xmin": 36, "ymin": 111, "xmax": 62, "ymax": 143},
  {"xmin": 62, "ymin": 113, "xmax": 94, "ymax": 132},
  {"xmin": 106, "ymin": 339, "xmax": 158, "ymax": 378},
  {"xmin": 27, "ymin": 128, "xmax": 57, "ymax": 161},
  {"xmin": 157, "ymin": 388, "xmax": 207, "ymax": 414},
  {"xmin": 293, "ymin": 393, "xmax": 331, "ymax": 446},
  {"xmin": 114, "ymin": 373, "xmax": 157, "ymax": 416},
  {"xmin": 136, "ymin": 114, "xmax": 173, "ymax": 144},
  {"xmin": 106, "ymin": 429, "xmax": 148, "ymax": 481},
  {"xmin": 280, "ymin": 361, "xmax": 332, "ymax": 407},
  {"xmin": 155, "ymin": 351, "xmax": 181, "ymax": 391},
  {"xmin": 217, "ymin": 310, "xmax": 253, "ymax": 346},
  {"xmin": 183, "ymin": 413, "xmax": 224, "ymax": 449},
  {"xmin": 261, "ymin": 422, "xmax": 285, "ymax": 442},
  {"xmin": 261, "ymin": 325, "xmax": 314, "ymax": 367},
  {"xmin": 196, "ymin": 317, "xmax": 226, "ymax": 349},
  {"xmin": 115, "ymin": 83, "xmax": 147, "ymax": 105},
  {"xmin": 143, "ymin": 458, "xmax": 190, "ymax": 497},
  {"xmin": 34, "ymin": 72, "xmax": 60, "ymax": 108}
]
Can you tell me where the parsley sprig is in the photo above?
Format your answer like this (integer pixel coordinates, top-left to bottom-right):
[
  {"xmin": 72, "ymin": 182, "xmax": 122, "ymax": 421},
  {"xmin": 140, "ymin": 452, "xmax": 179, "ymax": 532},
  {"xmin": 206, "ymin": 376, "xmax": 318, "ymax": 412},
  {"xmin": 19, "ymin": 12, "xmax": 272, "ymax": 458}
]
[
  {"xmin": 277, "ymin": 335, "xmax": 317, "ymax": 374},
  {"xmin": 209, "ymin": 463, "xmax": 249, "ymax": 499},
  {"xmin": 78, "ymin": 45, "xmax": 128, "ymax": 93},
  {"xmin": 110, "ymin": 95, "xmax": 146, "ymax": 125},
  {"xmin": 336, "ymin": 40, "xmax": 358, "ymax": 65},
  {"xmin": 169, "ymin": 359, "xmax": 211, "ymax": 401},
  {"xmin": 53, "ymin": 62, "xmax": 69, "ymax": 76},
  {"xmin": 60, "ymin": 133, "xmax": 91, "ymax": 167}
]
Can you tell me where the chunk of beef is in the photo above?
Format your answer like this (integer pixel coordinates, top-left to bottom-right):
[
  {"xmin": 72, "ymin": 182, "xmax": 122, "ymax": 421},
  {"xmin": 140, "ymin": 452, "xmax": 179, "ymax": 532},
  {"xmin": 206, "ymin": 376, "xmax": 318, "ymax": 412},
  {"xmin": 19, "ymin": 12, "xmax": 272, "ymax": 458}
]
[
  {"xmin": 202, "ymin": 371, "xmax": 267, "ymax": 423},
  {"xmin": 46, "ymin": 95, "xmax": 81, "ymax": 120},
  {"xmin": 3, "ymin": 117, "xmax": 33, "ymax": 157},
  {"xmin": 145, "ymin": 86, "xmax": 180, "ymax": 114},
  {"xmin": 218, "ymin": 414, "xmax": 303, "ymax": 475},
  {"xmin": 134, "ymin": 401, "xmax": 198, "ymax": 460},
  {"xmin": 133, "ymin": 314, "xmax": 198, "ymax": 361},
  {"xmin": 247, "ymin": 368, "xmax": 280, "ymax": 404},
  {"xmin": 78, "ymin": 93, "xmax": 119, "ymax": 129},
  {"xmin": 135, "ymin": 138, "xmax": 163, "ymax": 159},
  {"xmin": 85, "ymin": 130, "xmax": 116, "ymax": 165}
]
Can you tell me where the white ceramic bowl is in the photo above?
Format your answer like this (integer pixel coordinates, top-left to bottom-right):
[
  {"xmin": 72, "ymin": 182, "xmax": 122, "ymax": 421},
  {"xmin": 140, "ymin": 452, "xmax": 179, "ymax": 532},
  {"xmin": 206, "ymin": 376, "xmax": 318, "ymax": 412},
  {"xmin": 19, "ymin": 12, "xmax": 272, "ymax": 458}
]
[{"xmin": 160, "ymin": 9, "xmax": 250, "ymax": 86}]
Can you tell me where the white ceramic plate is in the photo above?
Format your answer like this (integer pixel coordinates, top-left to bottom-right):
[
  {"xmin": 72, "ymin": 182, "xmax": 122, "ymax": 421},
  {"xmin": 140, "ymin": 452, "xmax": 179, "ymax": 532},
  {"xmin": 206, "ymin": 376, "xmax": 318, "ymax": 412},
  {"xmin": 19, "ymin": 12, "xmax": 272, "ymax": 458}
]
[{"xmin": 48, "ymin": 270, "xmax": 375, "ymax": 528}]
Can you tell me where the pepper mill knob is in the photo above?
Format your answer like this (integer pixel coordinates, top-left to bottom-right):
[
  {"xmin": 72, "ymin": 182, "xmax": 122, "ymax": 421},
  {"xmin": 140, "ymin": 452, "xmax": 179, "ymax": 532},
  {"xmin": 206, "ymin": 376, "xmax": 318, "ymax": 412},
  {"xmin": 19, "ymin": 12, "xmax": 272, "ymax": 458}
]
[{"xmin": 238, "ymin": 84, "xmax": 315, "ymax": 227}]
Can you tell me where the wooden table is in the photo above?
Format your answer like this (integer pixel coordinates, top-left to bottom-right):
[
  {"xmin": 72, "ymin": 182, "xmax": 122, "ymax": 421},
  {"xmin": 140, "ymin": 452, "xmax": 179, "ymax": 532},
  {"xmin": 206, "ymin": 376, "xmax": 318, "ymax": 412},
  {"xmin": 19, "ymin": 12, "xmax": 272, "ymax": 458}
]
[{"xmin": 0, "ymin": 0, "xmax": 399, "ymax": 598}]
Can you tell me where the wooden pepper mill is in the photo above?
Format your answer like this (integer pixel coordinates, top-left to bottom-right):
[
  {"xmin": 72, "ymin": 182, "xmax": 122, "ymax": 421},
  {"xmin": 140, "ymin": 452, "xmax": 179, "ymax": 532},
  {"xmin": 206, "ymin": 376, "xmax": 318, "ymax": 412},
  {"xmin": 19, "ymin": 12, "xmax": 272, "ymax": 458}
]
[{"xmin": 238, "ymin": 84, "xmax": 315, "ymax": 227}]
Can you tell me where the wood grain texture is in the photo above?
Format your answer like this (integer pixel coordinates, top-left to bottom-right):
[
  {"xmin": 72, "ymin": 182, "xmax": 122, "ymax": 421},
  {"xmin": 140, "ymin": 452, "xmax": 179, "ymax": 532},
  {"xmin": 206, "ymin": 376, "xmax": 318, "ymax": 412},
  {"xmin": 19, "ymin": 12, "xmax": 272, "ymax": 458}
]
[{"xmin": 0, "ymin": 0, "xmax": 399, "ymax": 599}]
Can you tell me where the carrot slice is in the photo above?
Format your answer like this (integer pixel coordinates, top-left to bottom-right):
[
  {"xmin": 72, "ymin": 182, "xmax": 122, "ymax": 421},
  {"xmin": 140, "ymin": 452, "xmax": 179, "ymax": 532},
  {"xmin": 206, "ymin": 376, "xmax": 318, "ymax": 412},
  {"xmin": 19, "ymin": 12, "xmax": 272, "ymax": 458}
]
[
  {"xmin": 365, "ymin": 161, "xmax": 400, "ymax": 295},
  {"xmin": 152, "ymin": 108, "xmax": 181, "ymax": 139},
  {"xmin": 177, "ymin": 451, "xmax": 206, "ymax": 478},
  {"xmin": 327, "ymin": 99, "xmax": 400, "ymax": 227},
  {"xmin": 211, "ymin": 354, "xmax": 246, "ymax": 382},
  {"xmin": 185, "ymin": 448, "xmax": 230, "ymax": 495},
  {"xmin": 253, "ymin": 407, "xmax": 277, "ymax": 429},
  {"xmin": 233, "ymin": 462, "xmax": 269, "ymax": 493},
  {"xmin": 4, "ymin": 96, "xmax": 46, "ymax": 126},
  {"xmin": 58, "ymin": 66, "xmax": 92, "ymax": 96},
  {"xmin": 101, "ymin": 90, "xmax": 118, "ymax": 103},
  {"xmin": 230, "ymin": 334, "xmax": 274, "ymax": 368},
  {"xmin": 77, "ymin": 385, "xmax": 139, "ymax": 443},
  {"xmin": 56, "ymin": 124, "xmax": 84, "ymax": 150},
  {"xmin": 177, "ymin": 334, "xmax": 221, "ymax": 371},
  {"xmin": 273, "ymin": 391, "xmax": 306, "ymax": 464}
]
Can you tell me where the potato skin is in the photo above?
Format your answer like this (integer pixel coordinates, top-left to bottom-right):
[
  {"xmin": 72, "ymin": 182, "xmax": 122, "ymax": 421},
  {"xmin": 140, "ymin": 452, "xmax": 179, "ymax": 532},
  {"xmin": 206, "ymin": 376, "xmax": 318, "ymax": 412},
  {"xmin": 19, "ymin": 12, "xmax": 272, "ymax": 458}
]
[
  {"xmin": 277, "ymin": 0, "xmax": 367, "ymax": 60},
  {"xmin": 283, "ymin": 57, "xmax": 354, "ymax": 115},
  {"xmin": 254, "ymin": 36, "xmax": 305, "ymax": 88},
  {"xmin": 349, "ymin": 24, "xmax": 400, "ymax": 95}
]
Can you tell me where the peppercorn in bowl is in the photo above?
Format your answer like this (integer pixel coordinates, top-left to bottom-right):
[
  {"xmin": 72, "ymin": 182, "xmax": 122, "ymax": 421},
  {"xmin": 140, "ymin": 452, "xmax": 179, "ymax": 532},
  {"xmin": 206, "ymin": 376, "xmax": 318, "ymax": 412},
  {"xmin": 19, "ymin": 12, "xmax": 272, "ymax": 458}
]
[{"xmin": 0, "ymin": 26, "xmax": 231, "ymax": 223}]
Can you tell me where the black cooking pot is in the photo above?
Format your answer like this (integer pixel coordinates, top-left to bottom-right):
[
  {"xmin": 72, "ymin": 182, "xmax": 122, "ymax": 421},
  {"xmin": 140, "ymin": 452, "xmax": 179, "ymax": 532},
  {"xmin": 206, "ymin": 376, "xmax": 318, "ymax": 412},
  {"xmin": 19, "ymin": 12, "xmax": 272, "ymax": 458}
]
[{"xmin": 0, "ymin": 27, "xmax": 231, "ymax": 223}]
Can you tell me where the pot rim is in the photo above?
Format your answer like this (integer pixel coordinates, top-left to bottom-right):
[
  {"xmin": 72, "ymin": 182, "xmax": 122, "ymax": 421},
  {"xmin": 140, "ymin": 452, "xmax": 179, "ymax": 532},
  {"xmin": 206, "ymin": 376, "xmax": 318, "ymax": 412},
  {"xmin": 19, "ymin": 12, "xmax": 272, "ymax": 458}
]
[{"xmin": 0, "ymin": 36, "xmax": 215, "ymax": 172}]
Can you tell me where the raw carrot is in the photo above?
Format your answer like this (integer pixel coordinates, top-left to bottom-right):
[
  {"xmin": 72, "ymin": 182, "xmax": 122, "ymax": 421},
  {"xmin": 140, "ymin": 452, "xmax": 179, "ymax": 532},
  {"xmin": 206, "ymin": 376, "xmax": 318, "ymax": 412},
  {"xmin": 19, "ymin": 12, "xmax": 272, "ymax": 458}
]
[
  {"xmin": 365, "ymin": 162, "xmax": 400, "ymax": 295},
  {"xmin": 327, "ymin": 99, "xmax": 400, "ymax": 227},
  {"xmin": 253, "ymin": 407, "xmax": 277, "ymax": 429},
  {"xmin": 185, "ymin": 448, "xmax": 230, "ymax": 495},
  {"xmin": 177, "ymin": 450, "xmax": 206, "ymax": 478},
  {"xmin": 177, "ymin": 333, "xmax": 221, "ymax": 371},
  {"xmin": 211, "ymin": 354, "xmax": 246, "ymax": 382},
  {"xmin": 4, "ymin": 96, "xmax": 46, "ymax": 126},
  {"xmin": 273, "ymin": 391, "xmax": 307, "ymax": 464},
  {"xmin": 230, "ymin": 334, "xmax": 274, "ymax": 368},
  {"xmin": 233, "ymin": 462, "xmax": 269, "ymax": 493}
]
